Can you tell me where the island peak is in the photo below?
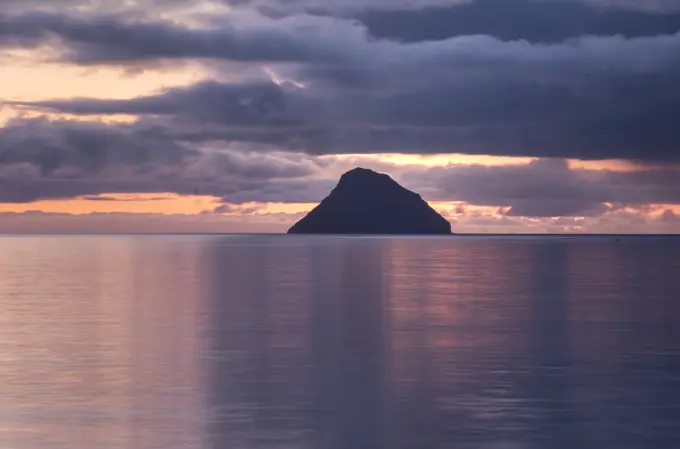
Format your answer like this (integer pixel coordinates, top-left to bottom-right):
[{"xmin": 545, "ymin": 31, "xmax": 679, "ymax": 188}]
[{"xmin": 287, "ymin": 167, "xmax": 452, "ymax": 235}]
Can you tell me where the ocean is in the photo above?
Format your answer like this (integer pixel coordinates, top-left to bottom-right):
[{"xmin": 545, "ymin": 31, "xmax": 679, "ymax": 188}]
[{"xmin": 1, "ymin": 235, "xmax": 679, "ymax": 449}]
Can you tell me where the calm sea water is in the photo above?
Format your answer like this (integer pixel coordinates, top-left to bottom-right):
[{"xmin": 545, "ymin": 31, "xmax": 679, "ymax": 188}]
[{"xmin": 1, "ymin": 235, "xmax": 680, "ymax": 449}]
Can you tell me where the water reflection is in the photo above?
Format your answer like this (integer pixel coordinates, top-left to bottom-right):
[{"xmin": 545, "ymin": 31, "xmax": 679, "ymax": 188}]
[
  {"xmin": 1, "ymin": 236, "xmax": 679, "ymax": 449},
  {"xmin": 0, "ymin": 236, "xmax": 206, "ymax": 449},
  {"xmin": 525, "ymin": 241, "xmax": 576, "ymax": 449},
  {"xmin": 204, "ymin": 238, "xmax": 390, "ymax": 449}
]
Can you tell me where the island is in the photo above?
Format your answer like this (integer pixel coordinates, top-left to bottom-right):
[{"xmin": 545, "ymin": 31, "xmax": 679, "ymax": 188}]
[{"xmin": 287, "ymin": 167, "xmax": 452, "ymax": 234}]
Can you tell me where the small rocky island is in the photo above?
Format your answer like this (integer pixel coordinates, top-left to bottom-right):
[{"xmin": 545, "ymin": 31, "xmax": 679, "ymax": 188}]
[{"xmin": 288, "ymin": 167, "xmax": 452, "ymax": 234}]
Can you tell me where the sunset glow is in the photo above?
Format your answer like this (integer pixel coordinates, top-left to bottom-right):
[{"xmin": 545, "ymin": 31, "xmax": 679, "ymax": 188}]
[{"xmin": 1, "ymin": 0, "xmax": 678, "ymax": 233}]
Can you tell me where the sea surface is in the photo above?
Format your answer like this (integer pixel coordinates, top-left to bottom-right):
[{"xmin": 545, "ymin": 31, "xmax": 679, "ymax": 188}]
[{"xmin": 1, "ymin": 235, "xmax": 680, "ymax": 449}]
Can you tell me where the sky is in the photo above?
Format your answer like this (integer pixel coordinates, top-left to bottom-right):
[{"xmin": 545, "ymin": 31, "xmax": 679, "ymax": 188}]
[{"xmin": 0, "ymin": 0, "xmax": 679, "ymax": 233}]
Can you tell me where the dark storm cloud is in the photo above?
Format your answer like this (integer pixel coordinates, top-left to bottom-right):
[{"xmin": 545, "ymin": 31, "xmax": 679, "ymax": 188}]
[
  {"xmin": 0, "ymin": 117, "xmax": 189, "ymax": 178},
  {"xmin": 4, "ymin": 8, "xmax": 679, "ymax": 70},
  {"xmin": 211, "ymin": 203, "xmax": 259, "ymax": 214},
  {"xmin": 354, "ymin": 0, "xmax": 680, "ymax": 44},
  {"xmin": 571, "ymin": 0, "xmax": 680, "ymax": 13},
  {"xmin": 16, "ymin": 80, "xmax": 299, "ymax": 126},
  {"xmin": 401, "ymin": 159, "xmax": 680, "ymax": 217},
  {"xmin": 3, "ymin": 4, "xmax": 680, "ymax": 162},
  {"xmin": 0, "ymin": 118, "xmax": 321, "ymax": 203},
  {"xmin": 3, "ymin": 0, "xmax": 677, "ymax": 14},
  {"xmin": 18, "ymin": 65, "xmax": 680, "ymax": 163},
  {"xmin": 0, "ymin": 11, "xmax": 358, "ymax": 64},
  {"xmin": 219, "ymin": 0, "xmax": 680, "ymax": 14},
  {"xmin": 220, "ymin": 177, "xmax": 336, "ymax": 203}
]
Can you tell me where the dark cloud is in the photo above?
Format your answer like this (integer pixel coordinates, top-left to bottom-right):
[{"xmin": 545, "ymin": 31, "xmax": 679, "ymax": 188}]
[
  {"xmin": 0, "ymin": 116, "xmax": 190, "ymax": 178},
  {"xmin": 18, "ymin": 64, "xmax": 680, "ymax": 163},
  {"xmin": 570, "ymin": 0, "xmax": 680, "ymax": 13},
  {"xmin": 354, "ymin": 0, "xmax": 680, "ymax": 44},
  {"xmin": 212, "ymin": 203, "xmax": 259, "ymax": 214},
  {"xmin": 81, "ymin": 194, "xmax": 171, "ymax": 201},
  {"xmin": 4, "ymin": 8, "xmax": 680, "ymax": 71},
  {"xmin": 0, "ymin": 11, "xmax": 360, "ymax": 64},
  {"xmin": 14, "ymin": 80, "xmax": 301, "ymax": 126},
  {"xmin": 0, "ymin": 117, "xmax": 322, "ymax": 203},
  {"xmin": 400, "ymin": 158, "xmax": 680, "ymax": 217},
  {"xmin": 4, "ymin": 8, "xmax": 680, "ymax": 162},
  {"xmin": 4, "ymin": 0, "xmax": 679, "ymax": 17},
  {"xmin": 219, "ymin": 177, "xmax": 335, "ymax": 203},
  {"xmin": 220, "ymin": 0, "xmax": 680, "ymax": 14},
  {"xmin": 219, "ymin": 0, "xmax": 470, "ymax": 14}
]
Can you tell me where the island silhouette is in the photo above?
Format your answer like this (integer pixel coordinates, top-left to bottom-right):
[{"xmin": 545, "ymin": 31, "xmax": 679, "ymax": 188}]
[{"xmin": 288, "ymin": 167, "xmax": 452, "ymax": 234}]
